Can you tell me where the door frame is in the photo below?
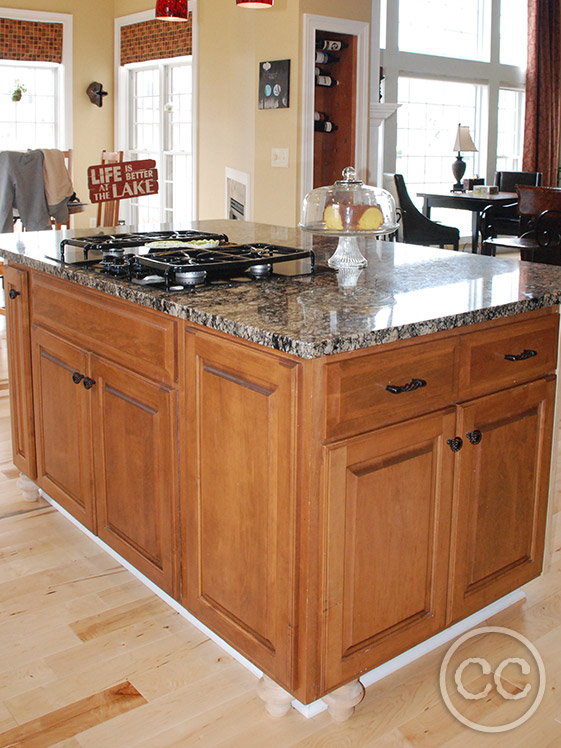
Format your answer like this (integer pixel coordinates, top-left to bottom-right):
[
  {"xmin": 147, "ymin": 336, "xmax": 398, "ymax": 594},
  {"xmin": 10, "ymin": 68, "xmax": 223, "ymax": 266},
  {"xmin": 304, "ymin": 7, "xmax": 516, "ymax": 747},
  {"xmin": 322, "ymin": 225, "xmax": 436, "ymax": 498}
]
[{"xmin": 301, "ymin": 14, "xmax": 369, "ymax": 205}]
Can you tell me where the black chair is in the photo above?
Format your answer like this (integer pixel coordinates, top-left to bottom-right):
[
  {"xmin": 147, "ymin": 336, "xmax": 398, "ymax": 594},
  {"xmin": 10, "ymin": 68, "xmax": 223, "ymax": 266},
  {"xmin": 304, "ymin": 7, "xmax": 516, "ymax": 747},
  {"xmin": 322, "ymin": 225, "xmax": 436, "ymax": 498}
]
[
  {"xmin": 490, "ymin": 171, "xmax": 542, "ymax": 236},
  {"xmin": 392, "ymin": 174, "xmax": 459, "ymax": 250}
]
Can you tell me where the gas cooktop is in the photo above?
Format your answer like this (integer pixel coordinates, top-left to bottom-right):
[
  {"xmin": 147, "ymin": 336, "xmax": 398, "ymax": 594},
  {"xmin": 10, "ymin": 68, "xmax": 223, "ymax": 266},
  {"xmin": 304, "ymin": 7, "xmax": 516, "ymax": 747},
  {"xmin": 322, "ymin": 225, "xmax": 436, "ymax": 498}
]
[{"xmin": 58, "ymin": 230, "xmax": 316, "ymax": 290}]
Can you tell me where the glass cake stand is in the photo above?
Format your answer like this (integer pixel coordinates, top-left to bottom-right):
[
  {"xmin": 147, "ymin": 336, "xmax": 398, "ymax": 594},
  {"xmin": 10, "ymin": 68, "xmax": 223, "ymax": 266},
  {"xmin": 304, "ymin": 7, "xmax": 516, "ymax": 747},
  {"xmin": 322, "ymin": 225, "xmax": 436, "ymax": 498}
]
[{"xmin": 299, "ymin": 167, "xmax": 398, "ymax": 269}]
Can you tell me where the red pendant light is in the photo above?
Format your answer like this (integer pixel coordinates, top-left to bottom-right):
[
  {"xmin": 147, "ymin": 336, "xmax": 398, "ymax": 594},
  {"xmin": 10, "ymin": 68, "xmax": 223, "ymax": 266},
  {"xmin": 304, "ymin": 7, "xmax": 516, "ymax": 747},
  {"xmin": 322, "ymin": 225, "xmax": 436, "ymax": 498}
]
[
  {"xmin": 155, "ymin": 0, "xmax": 189, "ymax": 21},
  {"xmin": 236, "ymin": 0, "xmax": 273, "ymax": 7}
]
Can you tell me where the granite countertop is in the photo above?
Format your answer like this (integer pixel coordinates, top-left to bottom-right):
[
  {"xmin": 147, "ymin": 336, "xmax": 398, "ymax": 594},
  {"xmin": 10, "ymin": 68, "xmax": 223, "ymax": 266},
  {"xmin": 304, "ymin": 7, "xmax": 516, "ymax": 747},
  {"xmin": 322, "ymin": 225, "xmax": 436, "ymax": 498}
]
[{"xmin": 2, "ymin": 219, "xmax": 561, "ymax": 359}]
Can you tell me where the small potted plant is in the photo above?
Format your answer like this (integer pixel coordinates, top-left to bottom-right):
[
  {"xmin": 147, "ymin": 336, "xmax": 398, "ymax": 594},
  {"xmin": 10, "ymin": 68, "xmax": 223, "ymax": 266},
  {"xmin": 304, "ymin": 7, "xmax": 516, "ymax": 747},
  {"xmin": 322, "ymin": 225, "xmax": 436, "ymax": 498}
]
[{"xmin": 12, "ymin": 80, "xmax": 27, "ymax": 102}]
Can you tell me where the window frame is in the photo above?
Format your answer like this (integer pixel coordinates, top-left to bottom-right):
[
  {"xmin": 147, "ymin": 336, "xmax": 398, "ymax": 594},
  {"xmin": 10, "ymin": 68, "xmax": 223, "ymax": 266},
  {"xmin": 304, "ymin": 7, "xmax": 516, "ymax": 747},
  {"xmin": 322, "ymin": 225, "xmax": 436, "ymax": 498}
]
[{"xmin": 0, "ymin": 7, "xmax": 72, "ymax": 148}]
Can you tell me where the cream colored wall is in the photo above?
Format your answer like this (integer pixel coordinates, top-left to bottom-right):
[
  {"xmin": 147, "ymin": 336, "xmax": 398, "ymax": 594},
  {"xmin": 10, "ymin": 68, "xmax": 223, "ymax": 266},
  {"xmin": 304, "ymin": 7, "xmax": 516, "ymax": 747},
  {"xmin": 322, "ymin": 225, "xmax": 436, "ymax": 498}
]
[
  {"xmin": 3, "ymin": 0, "xmax": 372, "ymax": 229},
  {"xmin": 2, "ymin": 1, "xmax": 115, "ymax": 227}
]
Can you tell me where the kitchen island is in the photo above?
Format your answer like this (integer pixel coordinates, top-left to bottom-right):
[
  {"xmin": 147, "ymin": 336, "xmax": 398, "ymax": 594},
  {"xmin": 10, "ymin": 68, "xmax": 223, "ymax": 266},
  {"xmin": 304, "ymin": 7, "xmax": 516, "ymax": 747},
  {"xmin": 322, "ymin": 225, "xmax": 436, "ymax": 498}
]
[{"xmin": 1, "ymin": 220, "xmax": 561, "ymax": 720}]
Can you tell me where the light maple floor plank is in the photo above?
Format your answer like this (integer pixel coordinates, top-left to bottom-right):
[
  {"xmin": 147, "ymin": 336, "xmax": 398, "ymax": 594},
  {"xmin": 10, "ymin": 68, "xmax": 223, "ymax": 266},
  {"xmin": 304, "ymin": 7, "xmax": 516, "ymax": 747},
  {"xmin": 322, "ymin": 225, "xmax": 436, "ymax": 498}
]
[{"xmin": 1, "ymin": 325, "xmax": 561, "ymax": 746}]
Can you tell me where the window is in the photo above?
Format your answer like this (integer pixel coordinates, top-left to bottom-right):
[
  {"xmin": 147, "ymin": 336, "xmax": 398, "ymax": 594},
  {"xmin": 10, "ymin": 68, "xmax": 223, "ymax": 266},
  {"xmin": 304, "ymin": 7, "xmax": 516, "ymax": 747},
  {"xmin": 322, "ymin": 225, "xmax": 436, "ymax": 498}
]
[
  {"xmin": 0, "ymin": 62, "xmax": 59, "ymax": 149},
  {"xmin": 380, "ymin": 0, "xmax": 527, "ymax": 222},
  {"xmin": 0, "ymin": 10, "xmax": 71, "ymax": 150},
  {"xmin": 126, "ymin": 58, "xmax": 193, "ymax": 225},
  {"xmin": 398, "ymin": 0, "xmax": 491, "ymax": 62}
]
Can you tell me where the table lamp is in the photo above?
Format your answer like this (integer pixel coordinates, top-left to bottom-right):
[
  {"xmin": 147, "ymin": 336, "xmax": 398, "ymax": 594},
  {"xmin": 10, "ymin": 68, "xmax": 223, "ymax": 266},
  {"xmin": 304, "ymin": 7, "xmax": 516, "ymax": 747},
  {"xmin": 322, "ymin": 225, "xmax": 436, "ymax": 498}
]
[{"xmin": 452, "ymin": 124, "xmax": 477, "ymax": 192}]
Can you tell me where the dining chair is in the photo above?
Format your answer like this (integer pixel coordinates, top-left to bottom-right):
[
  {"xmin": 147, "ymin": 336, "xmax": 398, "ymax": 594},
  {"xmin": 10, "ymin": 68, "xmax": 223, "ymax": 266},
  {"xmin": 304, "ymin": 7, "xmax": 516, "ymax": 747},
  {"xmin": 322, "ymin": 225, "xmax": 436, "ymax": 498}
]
[
  {"xmin": 481, "ymin": 185, "xmax": 561, "ymax": 263},
  {"xmin": 96, "ymin": 150, "xmax": 124, "ymax": 227},
  {"xmin": 489, "ymin": 171, "xmax": 543, "ymax": 237},
  {"xmin": 390, "ymin": 174, "xmax": 460, "ymax": 250}
]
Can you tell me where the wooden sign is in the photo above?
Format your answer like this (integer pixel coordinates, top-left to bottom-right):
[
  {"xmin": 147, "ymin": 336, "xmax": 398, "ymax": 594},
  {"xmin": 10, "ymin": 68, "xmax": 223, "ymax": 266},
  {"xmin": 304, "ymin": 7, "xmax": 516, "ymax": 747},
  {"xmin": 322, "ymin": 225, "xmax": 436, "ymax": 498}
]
[{"xmin": 87, "ymin": 159, "xmax": 159, "ymax": 204}]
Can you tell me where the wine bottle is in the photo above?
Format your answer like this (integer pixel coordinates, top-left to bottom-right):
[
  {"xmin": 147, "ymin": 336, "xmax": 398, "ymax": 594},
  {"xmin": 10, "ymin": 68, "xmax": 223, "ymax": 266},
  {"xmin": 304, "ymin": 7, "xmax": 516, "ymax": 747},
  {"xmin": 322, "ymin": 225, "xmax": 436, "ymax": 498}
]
[
  {"xmin": 316, "ymin": 38, "xmax": 348, "ymax": 52},
  {"xmin": 315, "ymin": 50, "xmax": 339, "ymax": 64},
  {"xmin": 315, "ymin": 74, "xmax": 339, "ymax": 87},
  {"xmin": 314, "ymin": 120, "xmax": 338, "ymax": 133},
  {"xmin": 314, "ymin": 111, "xmax": 328, "ymax": 121}
]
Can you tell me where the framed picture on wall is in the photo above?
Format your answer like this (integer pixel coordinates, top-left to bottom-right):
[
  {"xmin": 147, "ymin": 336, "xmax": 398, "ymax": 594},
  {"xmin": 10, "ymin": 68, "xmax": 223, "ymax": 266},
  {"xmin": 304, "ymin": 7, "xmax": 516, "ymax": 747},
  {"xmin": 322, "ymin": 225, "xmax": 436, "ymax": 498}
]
[{"xmin": 258, "ymin": 59, "xmax": 290, "ymax": 109}]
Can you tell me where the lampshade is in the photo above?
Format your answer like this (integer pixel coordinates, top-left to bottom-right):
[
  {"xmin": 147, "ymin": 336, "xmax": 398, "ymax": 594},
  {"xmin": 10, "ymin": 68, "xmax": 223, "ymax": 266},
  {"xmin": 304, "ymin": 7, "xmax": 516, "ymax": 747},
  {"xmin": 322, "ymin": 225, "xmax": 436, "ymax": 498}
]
[
  {"xmin": 453, "ymin": 124, "xmax": 477, "ymax": 153},
  {"xmin": 236, "ymin": 0, "xmax": 273, "ymax": 7},
  {"xmin": 155, "ymin": 0, "xmax": 189, "ymax": 21}
]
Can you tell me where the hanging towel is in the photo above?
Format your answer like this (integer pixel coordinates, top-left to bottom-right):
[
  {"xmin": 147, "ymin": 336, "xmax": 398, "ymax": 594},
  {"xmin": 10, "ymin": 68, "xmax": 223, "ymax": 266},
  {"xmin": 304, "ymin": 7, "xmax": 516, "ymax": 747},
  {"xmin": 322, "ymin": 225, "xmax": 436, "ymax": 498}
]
[{"xmin": 41, "ymin": 148, "xmax": 74, "ymax": 225}]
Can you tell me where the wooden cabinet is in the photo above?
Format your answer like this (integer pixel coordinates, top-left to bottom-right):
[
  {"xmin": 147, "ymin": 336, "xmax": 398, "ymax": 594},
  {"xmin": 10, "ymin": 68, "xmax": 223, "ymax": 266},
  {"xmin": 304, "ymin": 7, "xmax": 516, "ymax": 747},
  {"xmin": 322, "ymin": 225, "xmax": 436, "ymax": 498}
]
[
  {"xmin": 448, "ymin": 377, "xmax": 555, "ymax": 622},
  {"xmin": 91, "ymin": 357, "xmax": 178, "ymax": 595},
  {"xmin": 182, "ymin": 328, "xmax": 300, "ymax": 690},
  {"xmin": 27, "ymin": 273, "xmax": 180, "ymax": 596},
  {"xmin": 4, "ymin": 264, "xmax": 36, "ymax": 478},
  {"xmin": 6, "ymin": 261, "xmax": 559, "ymax": 707},
  {"xmin": 31, "ymin": 326, "xmax": 94, "ymax": 529},
  {"xmin": 322, "ymin": 409, "xmax": 456, "ymax": 691}
]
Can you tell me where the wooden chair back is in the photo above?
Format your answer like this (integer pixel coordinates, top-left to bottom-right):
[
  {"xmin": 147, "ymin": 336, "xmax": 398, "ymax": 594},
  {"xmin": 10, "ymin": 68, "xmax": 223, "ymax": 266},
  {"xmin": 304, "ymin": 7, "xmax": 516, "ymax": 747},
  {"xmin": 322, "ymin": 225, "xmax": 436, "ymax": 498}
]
[
  {"xmin": 517, "ymin": 185, "xmax": 561, "ymax": 217},
  {"xmin": 96, "ymin": 150, "xmax": 124, "ymax": 227}
]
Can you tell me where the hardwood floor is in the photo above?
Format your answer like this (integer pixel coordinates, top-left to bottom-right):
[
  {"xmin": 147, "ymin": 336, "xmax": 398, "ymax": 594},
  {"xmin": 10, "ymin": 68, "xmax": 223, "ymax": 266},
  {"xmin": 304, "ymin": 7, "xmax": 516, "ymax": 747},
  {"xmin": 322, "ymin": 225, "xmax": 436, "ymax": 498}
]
[{"xmin": 0, "ymin": 325, "xmax": 561, "ymax": 746}]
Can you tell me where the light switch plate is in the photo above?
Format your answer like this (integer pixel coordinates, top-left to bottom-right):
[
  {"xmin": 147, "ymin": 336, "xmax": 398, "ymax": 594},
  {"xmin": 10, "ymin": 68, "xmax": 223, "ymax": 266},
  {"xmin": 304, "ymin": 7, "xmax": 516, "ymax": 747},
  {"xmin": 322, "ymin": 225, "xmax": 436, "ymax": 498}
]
[{"xmin": 272, "ymin": 148, "xmax": 289, "ymax": 168}]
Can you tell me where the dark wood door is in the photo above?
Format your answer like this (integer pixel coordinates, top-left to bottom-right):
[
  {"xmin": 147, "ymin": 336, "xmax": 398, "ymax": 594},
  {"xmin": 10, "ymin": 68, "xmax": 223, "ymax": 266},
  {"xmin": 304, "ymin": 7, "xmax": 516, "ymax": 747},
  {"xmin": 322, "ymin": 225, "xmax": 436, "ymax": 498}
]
[
  {"xmin": 4, "ymin": 264, "xmax": 36, "ymax": 478},
  {"xmin": 448, "ymin": 377, "xmax": 555, "ymax": 623},
  {"xmin": 91, "ymin": 357, "xmax": 179, "ymax": 598},
  {"xmin": 322, "ymin": 409, "xmax": 456, "ymax": 692},
  {"xmin": 31, "ymin": 325, "xmax": 94, "ymax": 529},
  {"xmin": 182, "ymin": 331, "xmax": 299, "ymax": 690}
]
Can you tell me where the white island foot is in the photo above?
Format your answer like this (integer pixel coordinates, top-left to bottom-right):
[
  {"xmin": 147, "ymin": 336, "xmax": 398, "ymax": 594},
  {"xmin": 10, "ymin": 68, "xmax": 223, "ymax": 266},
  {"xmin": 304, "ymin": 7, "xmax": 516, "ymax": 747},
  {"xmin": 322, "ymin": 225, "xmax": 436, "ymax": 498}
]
[
  {"xmin": 17, "ymin": 472, "xmax": 40, "ymax": 502},
  {"xmin": 322, "ymin": 679, "xmax": 365, "ymax": 722}
]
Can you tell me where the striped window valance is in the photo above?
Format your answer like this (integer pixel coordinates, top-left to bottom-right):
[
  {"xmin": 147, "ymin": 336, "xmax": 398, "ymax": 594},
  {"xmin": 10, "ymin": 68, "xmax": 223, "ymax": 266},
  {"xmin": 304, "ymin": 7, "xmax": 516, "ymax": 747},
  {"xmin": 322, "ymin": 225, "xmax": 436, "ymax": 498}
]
[
  {"xmin": 120, "ymin": 18, "xmax": 192, "ymax": 65},
  {"xmin": 0, "ymin": 18, "xmax": 63, "ymax": 63}
]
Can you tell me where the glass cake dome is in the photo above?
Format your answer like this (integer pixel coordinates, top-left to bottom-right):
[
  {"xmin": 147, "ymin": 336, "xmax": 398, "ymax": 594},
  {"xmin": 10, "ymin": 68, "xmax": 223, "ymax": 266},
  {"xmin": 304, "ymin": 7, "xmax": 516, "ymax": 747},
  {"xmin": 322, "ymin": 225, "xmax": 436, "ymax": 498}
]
[{"xmin": 299, "ymin": 166, "xmax": 398, "ymax": 268}]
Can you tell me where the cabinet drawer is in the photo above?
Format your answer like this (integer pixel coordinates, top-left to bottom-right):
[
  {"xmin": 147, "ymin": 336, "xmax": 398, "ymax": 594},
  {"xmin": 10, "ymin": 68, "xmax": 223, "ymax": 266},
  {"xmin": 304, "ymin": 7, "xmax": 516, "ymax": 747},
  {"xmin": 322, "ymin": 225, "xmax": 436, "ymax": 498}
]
[
  {"xmin": 459, "ymin": 312, "xmax": 559, "ymax": 399},
  {"xmin": 325, "ymin": 337, "xmax": 458, "ymax": 439},
  {"xmin": 30, "ymin": 271, "xmax": 177, "ymax": 384}
]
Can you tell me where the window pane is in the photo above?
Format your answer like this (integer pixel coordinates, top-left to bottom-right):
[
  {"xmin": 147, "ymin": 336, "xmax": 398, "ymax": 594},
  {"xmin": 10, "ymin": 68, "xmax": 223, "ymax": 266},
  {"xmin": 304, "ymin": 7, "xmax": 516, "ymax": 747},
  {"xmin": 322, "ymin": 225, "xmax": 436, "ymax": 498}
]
[
  {"xmin": 0, "ymin": 63, "xmax": 58, "ymax": 150},
  {"xmin": 496, "ymin": 88, "xmax": 525, "ymax": 172},
  {"xmin": 399, "ymin": 0, "xmax": 491, "ymax": 62},
  {"xmin": 397, "ymin": 76, "xmax": 485, "ymax": 236},
  {"xmin": 500, "ymin": 0, "xmax": 527, "ymax": 67}
]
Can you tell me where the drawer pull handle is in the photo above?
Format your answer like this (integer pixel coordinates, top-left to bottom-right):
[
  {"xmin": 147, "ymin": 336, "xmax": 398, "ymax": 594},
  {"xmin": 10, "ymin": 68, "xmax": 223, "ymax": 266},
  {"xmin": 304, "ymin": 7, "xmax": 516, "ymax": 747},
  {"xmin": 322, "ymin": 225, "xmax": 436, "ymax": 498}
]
[
  {"xmin": 386, "ymin": 378, "xmax": 427, "ymax": 395},
  {"xmin": 504, "ymin": 349, "xmax": 537, "ymax": 361},
  {"xmin": 466, "ymin": 429, "xmax": 482, "ymax": 445},
  {"xmin": 82, "ymin": 377, "xmax": 96, "ymax": 390},
  {"xmin": 8, "ymin": 289, "xmax": 20, "ymax": 299},
  {"xmin": 447, "ymin": 437, "xmax": 463, "ymax": 453},
  {"xmin": 72, "ymin": 371, "xmax": 84, "ymax": 385}
]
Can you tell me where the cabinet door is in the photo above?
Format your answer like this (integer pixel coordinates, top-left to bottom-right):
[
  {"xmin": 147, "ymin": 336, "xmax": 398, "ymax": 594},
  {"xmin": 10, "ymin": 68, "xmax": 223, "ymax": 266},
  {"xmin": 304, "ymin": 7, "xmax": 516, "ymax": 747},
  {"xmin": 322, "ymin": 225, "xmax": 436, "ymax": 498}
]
[
  {"xmin": 183, "ymin": 332, "xmax": 299, "ymax": 690},
  {"xmin": 448, "ymin": 377, "xmax": 555, "ymax": 623},
  {"xmin": 4, "ymin": 265, "xmax": 36, "ymax": 477},
  {"xmin": 91, "ymin": 357, "xmax": 179, "ymax": 597},
  {"xmin": 31, "ymin": 325, "xmax": 94, "ymax": 529},
  {"xmin": 322, "ymin": 409, "xmax": 456, "ymax": 692}
]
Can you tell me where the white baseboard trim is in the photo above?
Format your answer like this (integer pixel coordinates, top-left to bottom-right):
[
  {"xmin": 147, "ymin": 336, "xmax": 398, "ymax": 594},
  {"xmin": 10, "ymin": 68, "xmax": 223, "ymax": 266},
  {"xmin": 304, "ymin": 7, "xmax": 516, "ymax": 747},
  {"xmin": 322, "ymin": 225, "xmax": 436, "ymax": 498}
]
[{"xmin": 40, "ymin": 490, "xmax": 526, "ymax": 720}]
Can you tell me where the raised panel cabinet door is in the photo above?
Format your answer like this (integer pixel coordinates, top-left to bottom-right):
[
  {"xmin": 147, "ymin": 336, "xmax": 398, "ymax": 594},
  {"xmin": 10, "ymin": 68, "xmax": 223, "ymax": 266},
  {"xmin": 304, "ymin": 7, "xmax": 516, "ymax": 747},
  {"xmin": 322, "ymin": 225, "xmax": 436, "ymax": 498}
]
[
  {"xmin": 4, "ymin": 264, "xmax": 36, "ymax": 477},
  {"xmin": 90, "ymin": 357, "xmax": 179, "ymax": 598},
  {"xmin": 31, "ymin": 325, "xmax": 94, "ymax": 529},
  {"xmin": 448, "ymin": 377, "xmax": 555, "ymax": 624},
  {"xmin": 183, "ymin": 332, "xmax": 299, "ymax": 690},
  {"xmin": 322, "ymin": 409, "xmax": 456, "ymax": 692}
]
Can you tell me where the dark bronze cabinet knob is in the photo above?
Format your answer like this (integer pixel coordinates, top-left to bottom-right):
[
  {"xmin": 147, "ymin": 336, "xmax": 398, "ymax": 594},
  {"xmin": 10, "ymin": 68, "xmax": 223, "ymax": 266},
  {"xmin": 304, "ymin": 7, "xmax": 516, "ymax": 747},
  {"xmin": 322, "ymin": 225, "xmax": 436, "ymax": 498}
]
[
  {"xmin": 466, "ymin": 429, "xmax": 482, "ymax": 445},
  {"xmin": 447, "ymin": 436, "xmax": 463, "ymax": 453},
  {"xmin": 8, "ymin": 289, "xmax": 20, "ymax": 299},
  {"xmin": 72, "ymin": 371, "xmax": 84, "ymax": 385}
]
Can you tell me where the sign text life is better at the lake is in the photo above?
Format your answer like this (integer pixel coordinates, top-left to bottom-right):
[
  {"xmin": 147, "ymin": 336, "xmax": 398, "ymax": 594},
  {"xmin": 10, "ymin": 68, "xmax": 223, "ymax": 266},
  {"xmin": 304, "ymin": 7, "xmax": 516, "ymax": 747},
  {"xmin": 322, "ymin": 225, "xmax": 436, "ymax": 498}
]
[{"xmin": 87, "ymin": 159, "xmax": 159, "ymax": 203}]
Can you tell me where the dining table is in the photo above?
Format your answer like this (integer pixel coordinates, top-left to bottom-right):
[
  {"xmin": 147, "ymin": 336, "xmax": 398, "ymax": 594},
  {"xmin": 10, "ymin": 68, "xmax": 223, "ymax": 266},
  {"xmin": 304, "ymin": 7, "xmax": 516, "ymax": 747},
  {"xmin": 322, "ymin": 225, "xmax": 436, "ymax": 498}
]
[{"xmin": 417, "ymin": 189, "xmax": 517, "ymax": 253}]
